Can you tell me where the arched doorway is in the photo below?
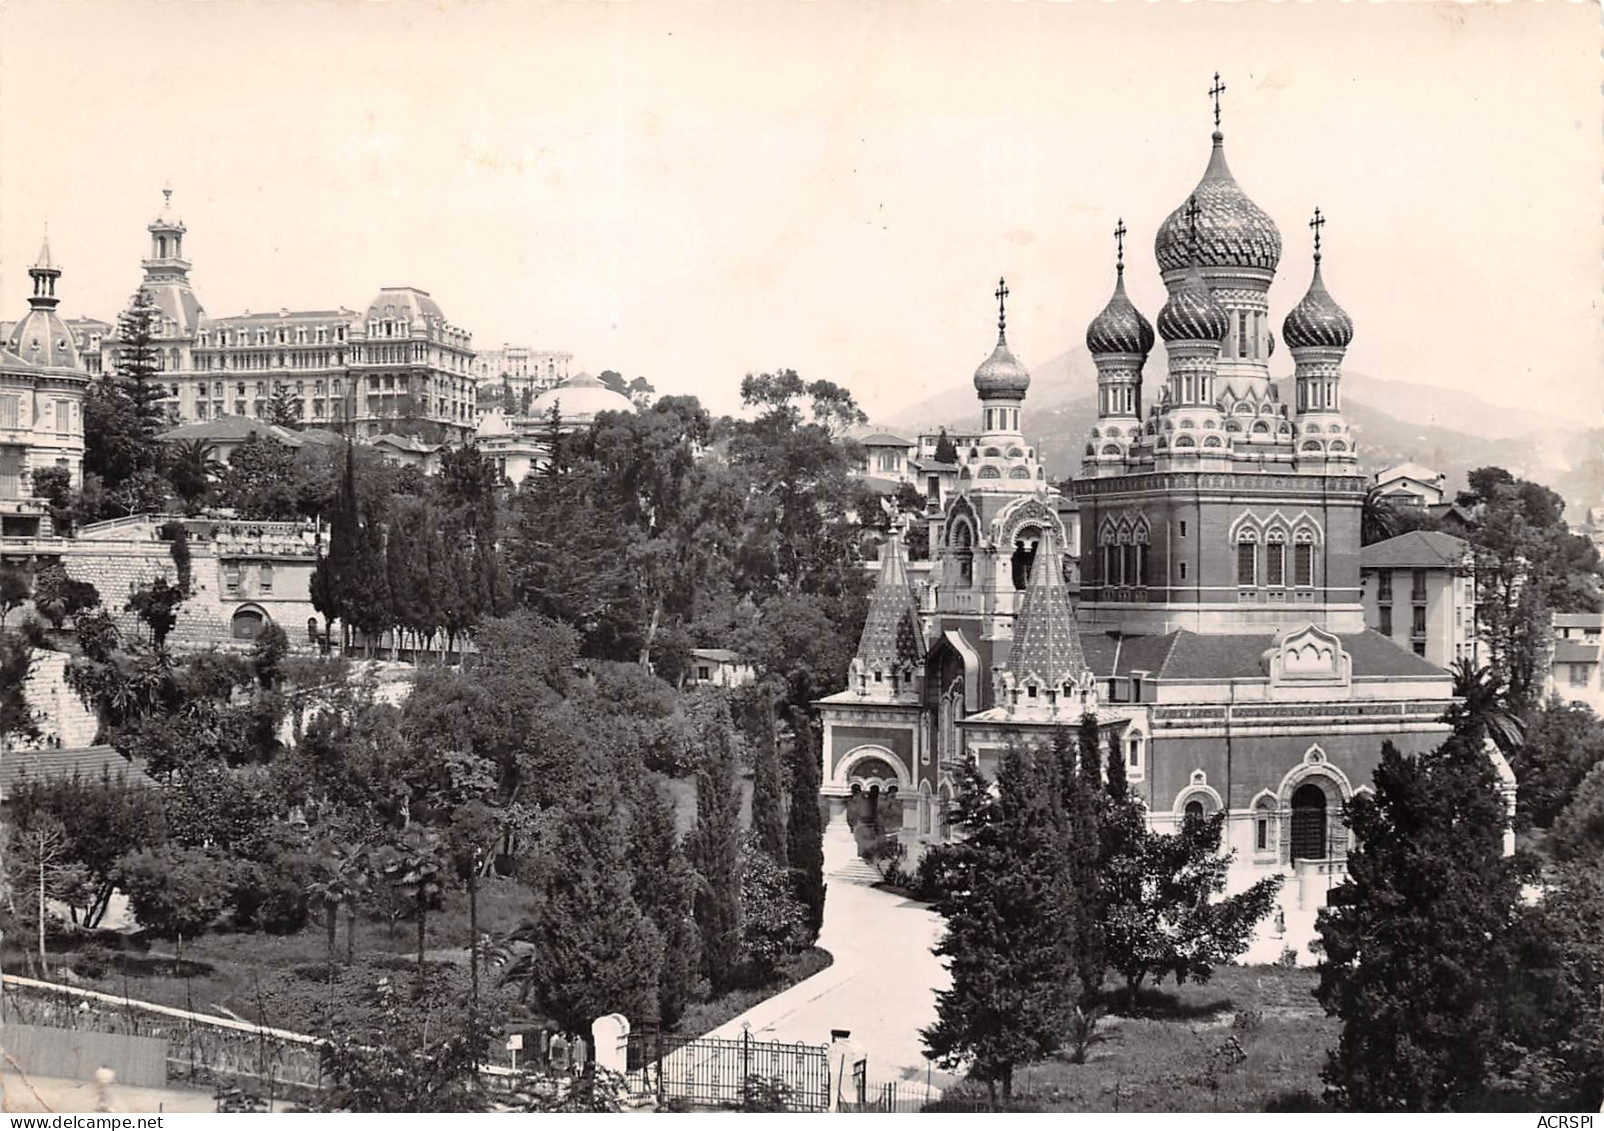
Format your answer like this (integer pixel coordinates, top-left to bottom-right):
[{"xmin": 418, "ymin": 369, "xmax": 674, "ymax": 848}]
[
  {"xmin": 231, "ymin": 605, "xmax": 267, "ymax": 640},
  {"xmin": 1290, "ymin": 783, "xmax": 1328, "ymax": 862}
]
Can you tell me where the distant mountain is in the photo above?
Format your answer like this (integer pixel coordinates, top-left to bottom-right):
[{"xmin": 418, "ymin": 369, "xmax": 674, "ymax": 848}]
[{"xmin": 880, "ymin": 345, "xmax": 1590, "ymax": 509}]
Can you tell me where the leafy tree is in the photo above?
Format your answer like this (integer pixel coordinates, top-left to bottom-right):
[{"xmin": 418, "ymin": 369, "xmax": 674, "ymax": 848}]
[
  {"xmin": 8, "ymin": 771, "xmax": 166, "ymax": 927},
  {"xmin": 785, "ymin": 707, "xmax": 826, "ymax": 939},
  {"xmin": 1549, "ymin": 758, "xmax": 1604, "ymax": 862},
  {"xmin": 1102, "ymin": 807, "xmax": 1280, "ymax": 1009},
  {"xmin": 1316, "ymin": 736, "xmax": 1524, "ymax": 1110},
  {"xmin": 27, "ymin": 465, "xmax": 76, "ymax": 535},
  {"xmin": 7, "ymin": 816, "xmax": 84, "ymax": 972},
  {"xmin": 922, "ymin": 750, "xmax": 1079, "ymax": 1106},
  {"xmin": 219, "ymin": 435, "xmax": 299, "ymax": 520},
  {"xmin": 1503, "ymin": 861, "xmax": 1604, "ymax": 1109},
  {"xmin": 1466, "ymin": 467, "xmax": 1603, "ymax": 713},
  {"xmin": 114, "ymin": 288, "xmax": 169, "ymax": 439},
  {"xmin": 1509, "ymin": 699, "xmax": 1604, "ymax": 830},
  {"xmin": 28, "ymin": 563, "xmax": 98, "ymax": 631},
  {"xmin": 686, "ymin": 702, "xmax": 743, "ymax": 994},
  {"xmin": 114, "ymin": 844, "xmax": 229, "ymax": 938},
  {"xmin": 0, "ymin": 567, "xmax": 29, "ymax": 629},
  {"xmin": 127, "ymin": 576, "xmax": 185, "ymax": 652},
  {"xmin": 737, "ymin": 830, "xmax": 806, "ymax": 981},
  {"xmin": 315, "ymin": 978, "xmax": 490, "ymax": 1113}
]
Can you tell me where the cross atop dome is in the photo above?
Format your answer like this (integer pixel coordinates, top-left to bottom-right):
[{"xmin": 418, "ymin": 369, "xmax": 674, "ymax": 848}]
[
  {"xmin": 1310, "ymin": 206, "xmax": 1326, "ymax": 262},
  {"xmin": 1209, "ymin": 72, "xmax": 1226, "ymax": 131},
  {"xmin": 1114, "ymin": 219, "xmax": 1127, "ymax": 274},
  {"xmin": 995, "ymin": 276, "xmax": 1009, "ymax": 340}
]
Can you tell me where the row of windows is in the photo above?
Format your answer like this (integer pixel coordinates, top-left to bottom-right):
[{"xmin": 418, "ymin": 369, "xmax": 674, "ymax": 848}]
[
  {"xmin": 193, "ymin": 350, "xmax": 344, "ymax": 372},
  {"xmin": 1375, "ymin": 569, "xmax": 1429, "ymax": 603},
  {"xmin": 983, "ymin": 407, "xmax": 1019, "ymax": 432},
  {"xmin": 1101, "ymin": 385, "xmax": 1138, "ymax": 415},
  {"xmin": 1297, "ymin": 379, "xmax": 1341, "ymax": 412},
  {"xmin": 0, "ymin": 396, "xmax": 80, "ymax": 432},
  {"xmin": 1237, "ymin": 537, "xmax": 1317, "ymax": 588},
  {"xmin": 200, "ymin": 325, "xmax": 346, "ymax": 347},
  {"xmin": 1376, "ymin": 604, "xmax": 1428, "ymax": 638}
]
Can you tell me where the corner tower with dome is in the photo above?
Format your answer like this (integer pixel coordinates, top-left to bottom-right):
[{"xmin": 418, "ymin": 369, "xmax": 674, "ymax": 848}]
[
  {"xmin": 817, "ymin": 81, "xmax": 1492, "ymax": 960},
  {"xmin": 0, "ymin": 234, "xmax": 90, "ymax": 537}
]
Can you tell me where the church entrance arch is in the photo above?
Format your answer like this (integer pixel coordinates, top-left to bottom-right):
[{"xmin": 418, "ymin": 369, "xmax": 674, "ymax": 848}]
[
  {"xmin": 1010, "ymin": 525, "xmax": 1043, "ymax": 591},
  {"xmin": 1290, "ymin": 783, "xmax": 1328, "ymax": 862}
]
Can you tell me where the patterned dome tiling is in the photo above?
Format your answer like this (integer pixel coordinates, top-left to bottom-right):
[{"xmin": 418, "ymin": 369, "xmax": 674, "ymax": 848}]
[
  {"xmin": 1157, "ymin": 264, "xmax": 1230, "ymax": 344},
  {"xmin": 1154, "ymin": 133, "xmax": 1283, "ymax": 274},
  {"xmin": 1282, "ymin": 262, "xmax": 1354, "ymax": 350},
  {"xmin": 973, "ymin": 334, "xmax": 1031, "ymax": 400},
  {"xmin": 1086, "ymin": 272, "xmax": 1156, "ymax": 357}
]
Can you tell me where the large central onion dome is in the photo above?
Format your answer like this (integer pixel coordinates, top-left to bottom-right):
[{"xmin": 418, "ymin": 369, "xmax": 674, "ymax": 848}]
[
  {"xmin": 1086, "ymin": 269, "xmax": 1155, "ymax": 357},
  {"xmin": 1283, "ymin": 259, "xmax": 1354, "ymax": 350},
  {"xmin": 1154, "ymin": 132, "xmax": 1282, "ymax": 274}
]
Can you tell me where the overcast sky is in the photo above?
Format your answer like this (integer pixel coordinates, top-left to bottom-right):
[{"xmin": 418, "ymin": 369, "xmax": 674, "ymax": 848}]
[{"xmin": 1, "ymin": 1, "xmax": 1598, "ymax": 423}]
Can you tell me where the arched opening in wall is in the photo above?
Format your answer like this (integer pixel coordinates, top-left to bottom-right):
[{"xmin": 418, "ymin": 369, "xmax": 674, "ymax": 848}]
[
  {"xmin": 1011, "ymin": 525, "xmax": 1042, "ymax": 591},
  {"xmin": 231, "ymin": 606, "xmax": 267, "ymax": 640},
  {"xmin": 1184, "ymin": 799, "xmax": 1205, "ymax": 822},
  {"xmin": 1290, "ymin": 783, "xmax": 1328, "ymax": 862}
]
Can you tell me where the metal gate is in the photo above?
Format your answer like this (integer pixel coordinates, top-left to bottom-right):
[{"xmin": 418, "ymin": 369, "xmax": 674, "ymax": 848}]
[{"xmin": 621, "ymin": 1029, "xmax": 829, "ymax": 1111}]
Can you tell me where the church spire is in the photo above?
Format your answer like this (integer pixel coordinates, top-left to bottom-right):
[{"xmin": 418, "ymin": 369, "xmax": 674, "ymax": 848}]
[
  {"xmin": 848, "ymin": 534, "xmax": 927, "ymax": 698},
  {"xmin": 1007, "ymin": 527, "xmax": 1089, "ymax": 692},
  {"xmin": 28, "ymin": 228, "xmax": 61, "ymax": 310}
]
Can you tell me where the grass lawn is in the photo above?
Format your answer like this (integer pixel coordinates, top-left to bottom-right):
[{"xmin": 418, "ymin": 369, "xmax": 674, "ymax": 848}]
[{"xmin": 938, "ymin": 965, "xmax": 1335, "ymax": 1113}]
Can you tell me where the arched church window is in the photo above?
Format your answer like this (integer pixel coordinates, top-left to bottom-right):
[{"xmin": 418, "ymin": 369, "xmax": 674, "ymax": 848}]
[
  {"xmin": 1007, "ymin": 446, "xmax": 1024, "ymax": 457},
  {"xmin": 1265, "ymin": 532, "xmax": 1286, "ymax": 588},
  {"xmin": 1204, "ymin": 435, "xmax": 1223, "ymax": 448},
  {"xmin": 1291, "ymin": 783, "xmax": 1328, "ymax": 862},
  {"xmin": 1252, "ymin": 420, "xmax": 1270, "ymax": 434},
  {"xmin": 1009, "ymin": 466, "xmax": 1031, "ymax": 479},
  {"xmin": 1101, "ymin": 444, "xmax": 1121, "ymax": 457},
  {"xmin": 1185, "ymin": 799, "xmax": 1205, "ymax": 821},
  {"xmin": 1011, "ymin": 529, "xmax": 1040, "ymax": 590},
  {"xmin": 1173, "ymin": 435, "xmax": 1196, "ymax": 449},
  {"xmin": 1237, "ymin": 531, "xmax": 1258, "ymax": 586},
  {"xmin": 1329, "ymin": 440, "xmax": 1347, "ymax": 452},
  {"xmin": 977, "ymin": 465, "xmax": 1001, "ymax": 479},
  {"xmin": 1294, "ymin": 535, "xmax": 1315, "ymax": 588},
  {"xmin": 1301, "ymin": 440, "xmax": 1323, "ymax": 452},
  {"xmin": 1237, "ymin": 312, "xmax": 1249, "ymax": 359},
  {"xmin": 984, "ymin": 447, "xmax": 1001, "ymax": 457}
]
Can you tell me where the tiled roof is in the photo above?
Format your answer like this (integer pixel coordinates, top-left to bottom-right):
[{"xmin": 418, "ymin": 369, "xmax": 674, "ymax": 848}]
[
  {"xmin": 1154, "ymin": 133, "xmax": 1282, "ymax": 274},
  {"xmin": 691, "ymin": 648, "xmax": 741, "ymax": 663},
  {"xmin": 1554, "ymin": 613, "xmax": 1603, "ymax": 629},
  {"xmin": 0, "ymin": 746, "xmax": 155, "ymax": 793},
  {"xmin": 855, "ymin": 539, "xmax": 926, "ymax": 671},
  {"xmin": 859, "ymin": 476, "xmax": 903, "ymax": 496},
  {"xmin": 1360, "ymin": 530, "xmax": 1470, "ymax": 569},
  {"xmin": 859, "ymin": 432, "xmax": 914, "ymax": 447},
  {"xmin": 158, "ymin": 416, "xmax": 304, "ymax": 446},
  {"xmin": 371, "ymin": 433, "xmax": 440, "ymax": 454},
  {"xmin": 1009, "ymin": 534, "xmax": 1089, "ymax": 687},
  {"xmin": 1554, "ymin": 641, "xmax": 1599, "ymax": 664},
  {"xmin": 1076, "ymin": 628, "xmax": 1446, "ymax": 682}
]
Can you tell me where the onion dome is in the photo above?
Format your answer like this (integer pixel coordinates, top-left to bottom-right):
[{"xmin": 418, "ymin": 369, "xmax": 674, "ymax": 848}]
[
  {"xmin": 1154, "ymin": 132, "xmax": 1282, "ymax": 274},
  {"xmin": 1283, "ymin": 210, "xmax": 1353, "ymax": 349},
  {"xmin": 973, "ymin": 277, "xmax": 1030, "ymax": 400},
  {"xmin": 1086, "ymin": 229, "xmax": 1155, "ymax": 357},
  {"xmin": 1157, "ymin": 262, "xmax": 1229, "ymax": 344}
]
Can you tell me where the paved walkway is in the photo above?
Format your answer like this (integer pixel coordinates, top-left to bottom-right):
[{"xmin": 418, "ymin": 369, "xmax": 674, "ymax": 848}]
[
  {"xmin": 0, "ymin": 1072, "xmax": 223, "ymax": 1114},
  {"xmin": 709, "ymin": 813, "xmax": 957, "ymax": 1092}
]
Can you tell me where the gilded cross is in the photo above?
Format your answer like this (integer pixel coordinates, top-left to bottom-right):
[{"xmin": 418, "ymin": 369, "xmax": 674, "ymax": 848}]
[
  {"xmin": 1114, "ymin": 219, "xmax": 1127, "ymax": 272},
  {"xmin": 1209, "ymin": 73, "xmax": 1226, "ymax": 129},
  {"xmin": 1309, "ymin": 207, "xmax": 1326, "ymax": 261},
  {"xmin": 995, "ymin": 277, "xmax": 1009, "ymax": 335}
]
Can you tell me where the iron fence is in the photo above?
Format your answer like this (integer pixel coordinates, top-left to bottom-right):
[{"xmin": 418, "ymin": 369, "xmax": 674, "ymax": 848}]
[{"xmin": 621, "ymin": 1029, "xmax": 829, "ymax": 1111}]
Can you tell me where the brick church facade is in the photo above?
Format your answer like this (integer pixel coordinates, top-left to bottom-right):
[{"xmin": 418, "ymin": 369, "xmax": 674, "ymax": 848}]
[{"xmin": 817, "ymin": 97, "xmax": 1510, "ymax": 946}]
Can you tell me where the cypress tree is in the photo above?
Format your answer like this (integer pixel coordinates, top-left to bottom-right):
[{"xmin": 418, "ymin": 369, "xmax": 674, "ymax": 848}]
[
  {"xmin": 750, "ymin": 701, "xmax": 787, "ymax": 866},
  {"xmin": 1317, "ymin": 736, "xmax": 1525, "ymax": 1110},
  {"xmin": 785, "ymin": 707, "xmax": 826, "ymax": 940},
  {"xmin": 1055, "ymin": 726, "xmax": 1105, "ymax": 1002},
  {"xmin": 686, "ymin": 703, "xmax": 743, "ymax": 993},
  {"xmin": 627, "ymin": 778, "xmax": 702, "ymax": 1028},
  {"xmin": 923, "ymin": 747, "xmax": 1078, "ymax": 1106}
]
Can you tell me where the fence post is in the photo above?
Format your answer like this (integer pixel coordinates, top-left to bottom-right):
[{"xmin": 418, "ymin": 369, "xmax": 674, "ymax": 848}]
[{"xmin": 741, "ymin": 1025, "xmax": 751, "ymax": 1098}]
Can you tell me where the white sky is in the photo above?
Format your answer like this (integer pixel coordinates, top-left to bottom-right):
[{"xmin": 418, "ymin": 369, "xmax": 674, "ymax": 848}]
[{"xmin": 1, "ymin": 0, "xmax": 1598, "ymax": 422}]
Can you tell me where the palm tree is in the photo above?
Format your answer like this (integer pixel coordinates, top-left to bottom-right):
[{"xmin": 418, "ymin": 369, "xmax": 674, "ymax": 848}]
[
  {"xmin": 166, "ymin": 439, "xmax": 225, "ymax": 511},
  {"xmin": 1448, "ymin": 658, "xmax": 1526, "ymax": 756},
  {"xmin": 1361, "ymin": 485, "xmax": 1402, "ymax": 546}
]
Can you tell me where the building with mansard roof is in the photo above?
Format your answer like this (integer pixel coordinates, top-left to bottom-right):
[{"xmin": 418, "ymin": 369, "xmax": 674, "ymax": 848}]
[
  {"xmin": 77, "ymin": 189, "xmax": 481, "ymax": 442},
  {"xmin": 0, "ymin": 235, "xmax": 89, "ymax": 541},
  {"xmin": 817, "ymin": 86, "xmax": 1515, "ymax": 960}
]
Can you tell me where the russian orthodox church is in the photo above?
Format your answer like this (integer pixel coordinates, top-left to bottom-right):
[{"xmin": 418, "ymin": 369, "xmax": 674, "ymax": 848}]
[{"xmin": 817, "ymin": 86, "xmax": 1510, "ymax": 947}]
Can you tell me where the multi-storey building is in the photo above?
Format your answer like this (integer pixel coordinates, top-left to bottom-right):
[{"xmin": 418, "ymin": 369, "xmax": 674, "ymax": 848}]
[
  {"xmin": 86, "ymin": 190, "xmax": 480, "ymax": 441},
  {"xmin": 1359, "ymin": 530, "xmax": 1479, "ymax": 667},
  {"xmin": 1547, "ymin": 612, "xmax": 1604, "ymax": 713},
  {"xmin": 472, "ymin": 344, "xmax": 572, "ymax": 417},
  {"xmin": 0, "ymin": 237, "xmax": 90, "ymax": 540}
]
